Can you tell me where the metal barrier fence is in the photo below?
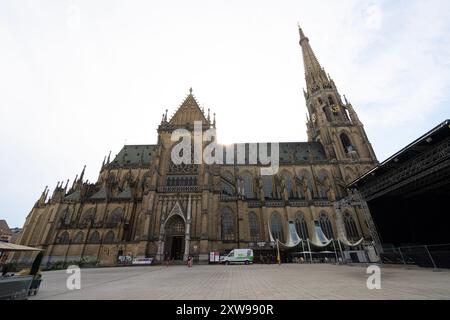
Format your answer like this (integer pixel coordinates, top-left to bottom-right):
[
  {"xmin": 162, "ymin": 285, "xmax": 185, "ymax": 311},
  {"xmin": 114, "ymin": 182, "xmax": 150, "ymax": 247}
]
[{"xmin": 381, "ymin": 244, "xmax": 450, "ymax": 269}]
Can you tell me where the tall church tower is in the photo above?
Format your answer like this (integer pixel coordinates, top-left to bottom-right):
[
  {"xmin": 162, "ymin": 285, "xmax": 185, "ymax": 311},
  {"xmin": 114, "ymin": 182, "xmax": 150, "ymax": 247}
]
[{"xmin": 299, "ymin": 26, "xmax": 377, "ymax": 164}]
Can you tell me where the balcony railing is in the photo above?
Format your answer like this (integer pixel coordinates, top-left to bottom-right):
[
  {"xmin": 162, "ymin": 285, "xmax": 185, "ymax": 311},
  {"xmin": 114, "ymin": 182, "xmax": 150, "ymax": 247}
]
[
  {"xmin": 264, "ymin": 200, "xmax": 285, "ymax": 207},
  {"xmin": 157, "ymin": 186, "xmax": 202, "ymax": 193},
  {"xmin": 288, "ymin": 200, "xmax": 309, "ymax": 207},
  {"xmin": 247, "ymin": 200, "xmax": 261, "ymax": 208},
  {"xmin": 313, "ymin": 200, "xmax": 331, "ymax": 207}
]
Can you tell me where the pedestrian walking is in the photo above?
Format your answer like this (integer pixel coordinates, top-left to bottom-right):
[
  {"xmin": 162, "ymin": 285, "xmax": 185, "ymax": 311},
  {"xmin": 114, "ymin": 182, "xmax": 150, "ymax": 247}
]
[{"xmin": 165, "ymin": 251, "xmax": 170, "ymax": 267}]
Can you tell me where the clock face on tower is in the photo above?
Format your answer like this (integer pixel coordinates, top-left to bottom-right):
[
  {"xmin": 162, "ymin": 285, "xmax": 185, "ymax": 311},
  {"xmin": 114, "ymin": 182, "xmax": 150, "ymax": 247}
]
[{"xmin": 331, "ymin": 105, "xmax": 340, "ymax": 113}]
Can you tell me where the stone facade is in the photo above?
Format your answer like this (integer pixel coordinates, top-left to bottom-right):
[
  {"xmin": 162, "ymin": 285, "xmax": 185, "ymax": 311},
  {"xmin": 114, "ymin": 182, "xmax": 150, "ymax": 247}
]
[
  {"xmin": 0, "ymin": 219, "xmax": 12, "ymax": 243},
  {"xmin": 15, "ymin": 27, "xmax": 378, "ymax": 266}
]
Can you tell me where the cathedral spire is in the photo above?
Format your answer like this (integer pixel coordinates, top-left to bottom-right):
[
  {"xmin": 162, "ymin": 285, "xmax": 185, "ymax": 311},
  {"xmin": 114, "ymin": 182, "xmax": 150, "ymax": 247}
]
[
  {"xmin": 79, "ymin": 165, "xmax": 86, "ymax": 182},
  {"xmin": 298, "ymin": 25, "xmax": 329, "ymax": 93}
]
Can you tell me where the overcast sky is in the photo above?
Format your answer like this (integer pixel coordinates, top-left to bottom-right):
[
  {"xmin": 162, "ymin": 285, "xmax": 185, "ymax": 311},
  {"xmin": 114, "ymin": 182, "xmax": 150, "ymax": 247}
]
[{"xmin": 1, "ymin": 0, "xmax": 449, "ymax": 227}]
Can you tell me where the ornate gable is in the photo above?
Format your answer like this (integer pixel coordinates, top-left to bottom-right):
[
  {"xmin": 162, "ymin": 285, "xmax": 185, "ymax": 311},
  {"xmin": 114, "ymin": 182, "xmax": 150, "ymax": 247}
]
[
  {"xmin": 165, "ymin": 201, "xmax": 185, "ymax": 222},
  {"xmin": 168, "ymin": 88, "xmax": 209, "ymax": 126}
]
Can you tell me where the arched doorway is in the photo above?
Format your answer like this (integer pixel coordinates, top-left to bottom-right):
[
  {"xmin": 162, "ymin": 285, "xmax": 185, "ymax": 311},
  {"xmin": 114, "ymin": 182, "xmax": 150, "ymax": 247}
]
[{"xmin": 165, "ymin": 215, "xmax": 185, "ymax": 260}]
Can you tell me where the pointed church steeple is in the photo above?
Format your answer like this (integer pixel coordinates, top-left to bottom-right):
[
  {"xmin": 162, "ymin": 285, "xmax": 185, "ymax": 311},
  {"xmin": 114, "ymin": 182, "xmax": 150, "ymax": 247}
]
[
  {"xmin": 299, "ymin": 25, "xmax": 378, "ymax": 163},
  {"xmin": 79, "ymin": 165, "xmax": 86, "ymax": 183},
  {"xmin": 299, "ymin": 25, "xmax": 330, "ymax": 94},
  {"xmin": 36, "ymin": 185, "xmax": 49, "ymax": 207}
]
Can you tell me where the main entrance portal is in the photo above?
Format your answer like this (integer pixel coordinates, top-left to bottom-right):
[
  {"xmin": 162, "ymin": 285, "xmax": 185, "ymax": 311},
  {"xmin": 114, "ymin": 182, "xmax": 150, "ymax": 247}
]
[
  {"xmin": 170, "ymin": 236, "xmax": 184, "ymax": 260},
  {"xmin": 165, "ymin": 215, "xmax": 185, "ymax": 261}
]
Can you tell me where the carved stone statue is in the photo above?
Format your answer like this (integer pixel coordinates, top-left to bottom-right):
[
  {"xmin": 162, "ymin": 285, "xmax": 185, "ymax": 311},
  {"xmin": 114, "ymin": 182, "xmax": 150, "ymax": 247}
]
[
  {"xmin": 280, "ymin": 176, "xmax": 286, "ymax": 193},
  {"xmin": 279, "ymin": 176, "xmax": 288, "ymax": 200},
  {"xmin": 315, "ymin": 175, "xmax": 329, "ymax": 199},
  {"xmin": 317, "ymin": 175, "xmax": 335, "ymax": 201},
  {"xmin": 236, "ymin": 176, "xmax": 244, "ymax": 197},
  {"xmin": 327, "ymin": 185, "xmax": 336, "ymax": 202},
  {"xmin": 303, "ymin": 176, "xmax": 313, "ymax": 201},
  {"xmin": 142, "ymin": 173, "xmax": 152, "ymax": 191},
  {"xmin": 296, "ymin": 175, "xmax": 312, "ymax": 201}
]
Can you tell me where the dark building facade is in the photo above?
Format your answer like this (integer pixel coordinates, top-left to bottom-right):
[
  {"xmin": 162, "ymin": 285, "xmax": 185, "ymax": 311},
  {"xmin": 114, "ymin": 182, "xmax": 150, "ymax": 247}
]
[{"xmin": 15, "ymin": 28, "xmax": 380, "ymax": 266}]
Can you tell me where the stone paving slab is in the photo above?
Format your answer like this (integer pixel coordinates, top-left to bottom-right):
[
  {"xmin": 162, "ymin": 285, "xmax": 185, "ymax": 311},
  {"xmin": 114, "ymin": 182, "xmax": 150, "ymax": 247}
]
[{"xmin": 30, "ymin": 264, "xmax": 450, "ymax": 300}]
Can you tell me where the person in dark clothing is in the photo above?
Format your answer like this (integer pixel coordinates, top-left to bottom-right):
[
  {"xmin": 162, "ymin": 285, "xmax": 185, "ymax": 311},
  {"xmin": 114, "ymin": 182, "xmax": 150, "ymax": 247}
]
[
  {"xmin": 1, "ymin": 263, "xmax": 9, "ymax": 277},
  {"xmin": 164, "ymin": 251, "xmax": 170, "ymax": 266}
]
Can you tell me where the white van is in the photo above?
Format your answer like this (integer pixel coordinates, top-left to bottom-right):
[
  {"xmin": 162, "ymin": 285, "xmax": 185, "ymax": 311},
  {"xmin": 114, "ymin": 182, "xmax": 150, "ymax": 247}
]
[{"xmin": 220, "ymin": 249, "xmax": 254, "ymax": 265}]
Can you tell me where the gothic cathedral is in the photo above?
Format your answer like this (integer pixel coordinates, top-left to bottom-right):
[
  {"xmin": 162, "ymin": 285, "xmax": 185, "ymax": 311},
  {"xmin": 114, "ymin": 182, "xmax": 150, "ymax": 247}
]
[{"xmin": 15, "ymin": 27, "xmax": 378, "ymax": 266}]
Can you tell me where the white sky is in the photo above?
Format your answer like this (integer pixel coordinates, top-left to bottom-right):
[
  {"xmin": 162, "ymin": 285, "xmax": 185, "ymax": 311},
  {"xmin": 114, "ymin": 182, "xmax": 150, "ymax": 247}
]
[{"xmin": 1, "ymin": 0, "xmax": 449, "ymax": 227}]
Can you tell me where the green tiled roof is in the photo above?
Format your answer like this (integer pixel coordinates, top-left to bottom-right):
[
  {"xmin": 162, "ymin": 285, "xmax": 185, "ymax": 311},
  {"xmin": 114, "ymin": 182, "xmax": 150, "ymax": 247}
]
[
  {"xmin": 110, "ymin": 145, "xmax": 157, "ymax": 167},
  {"xmin": 90, "ymin": 186, "xmax": 107, "ymax": 200},
  {"xmin": 64, "ymin": 190, "xmax": 81, "ymax": 201},
  {"xmin": 221, "ymin": 142, "xmax": 327, "ymax": 164},
  {"xmin": 278, "ymin": 142, "xmax": 327, "ymax": 163},
  {"xmin": 108, "ymin": 142, "xmax": 326, "ymax": 168},
  {"xmin": 116, "ymin": 188, "xmax": 132, "ymax": 199}
]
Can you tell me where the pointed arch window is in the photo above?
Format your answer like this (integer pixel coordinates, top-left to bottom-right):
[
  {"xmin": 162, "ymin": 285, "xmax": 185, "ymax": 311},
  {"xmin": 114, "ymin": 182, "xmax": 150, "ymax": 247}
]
[
  {"xmin": 221, "ymin": 208, "xmax": 235, "ymax": 241},
  {"xmin": 221, "ymin": 179, "xmax": 235, "ymax": 196},
  {"xmin": 221, "ymin": 172, "xmax": 235, "ymax": 196},
  {"xmin": 340, "ymin": 133, "xmax": 355, "ymax": 154},
  {"xmin": 73, "ymin": 231, "xmax": 84, "ymax": 244},
  {"xmin": 319, "ymin": 212, "xmax": 334, "ymax": 239},
  {"xmin": 270, "ymin": 212, "xmax": 284, "ymax": 242},
  {"xmin": 81, "ymin": 208, "xmax": 95, "ymax": 225},
  {"xmin": 344, "ymin": 212, "xmax": 360, "ymax": 240},
  {"xmin": 242, "ymin": 172, "xmax": 254, "ymax": 199},
  {"xmin": 108, "ymin": 208, "xmax": 124, "ymax": 226},
  {"xmin": 295, "ymin": 213, "xmax": 310, "ymax": 240},
  {"xmin": 89, "ymin": 231, "xmax": 100, "ymax": 244},
  {"xmin": 59, "ymin": 207, "xmax": 71, "ymax": 225},
  {"xmin": 328, "ymin": 96, "xmax": 335, "ymax": 106},
  {"xmin": 103, "ymin": 231, "xmax": 115, "ymax": 244},
  {"xmin": 167, "ymin": 216, "xmax": 185, "ymax": 235},
  {"xmin": 323, "ymin": 107, "xmax": 332, "ymax": 122},
  {"xmin": 248, "ymin": 212, "xmax": 260, "ymax": 242},
  {"xmin": 262, "ymin": 176, "xmax": 274, "ymax": 199},
  {"xmin": 58, "ymin": 231, "xmax": 70, "ymax": 244}
]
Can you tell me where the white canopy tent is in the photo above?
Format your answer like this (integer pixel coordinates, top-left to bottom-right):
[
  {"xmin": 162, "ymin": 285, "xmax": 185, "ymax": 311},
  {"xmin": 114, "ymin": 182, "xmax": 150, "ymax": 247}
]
[
  {"xmin": 0, "ymin": 242, "xmax": 43, "ymax": 252},
  {"xmin": 268, "ymin": 218, "xmax": 364, "ymax": 250}
]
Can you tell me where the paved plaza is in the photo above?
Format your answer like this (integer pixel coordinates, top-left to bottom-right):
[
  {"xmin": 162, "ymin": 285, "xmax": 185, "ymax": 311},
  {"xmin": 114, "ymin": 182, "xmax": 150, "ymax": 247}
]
[{"xmin": 31, "ymin": 264, "xmax": 450, "ymax": 300}]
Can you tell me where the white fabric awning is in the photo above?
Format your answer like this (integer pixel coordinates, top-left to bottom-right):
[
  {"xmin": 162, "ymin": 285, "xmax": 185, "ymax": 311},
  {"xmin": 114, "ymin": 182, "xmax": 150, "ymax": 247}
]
[{"xmin": 0, "ymin": 242, "xmax": 43, "ymax": 252}]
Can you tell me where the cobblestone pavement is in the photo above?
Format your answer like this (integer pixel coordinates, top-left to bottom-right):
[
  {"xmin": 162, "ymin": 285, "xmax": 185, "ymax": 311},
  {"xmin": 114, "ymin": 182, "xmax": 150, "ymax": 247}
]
[{"xmin": 30, "ymin": 264, "xmax": 450, "ymax": 300}]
